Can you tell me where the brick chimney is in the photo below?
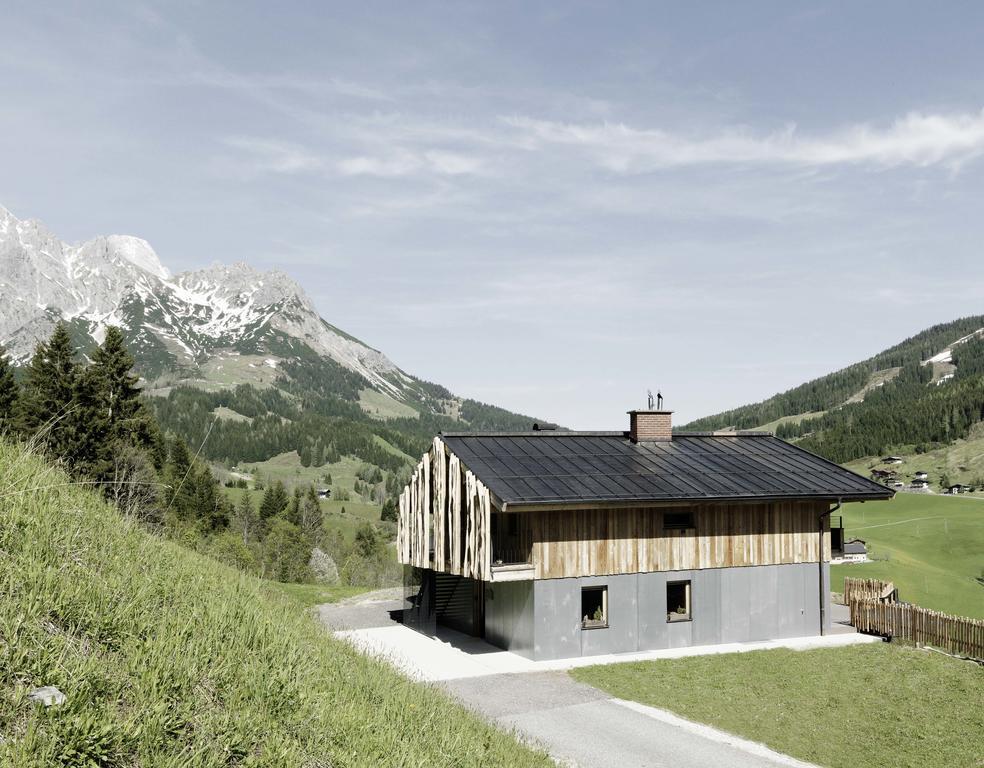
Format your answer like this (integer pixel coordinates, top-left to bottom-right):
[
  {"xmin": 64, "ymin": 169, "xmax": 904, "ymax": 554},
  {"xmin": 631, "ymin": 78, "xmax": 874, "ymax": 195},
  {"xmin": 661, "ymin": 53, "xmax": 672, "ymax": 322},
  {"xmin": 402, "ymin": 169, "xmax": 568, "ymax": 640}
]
[{"xmin": 628, "ymin": 410, "xmax": 673, "ymax": 442}]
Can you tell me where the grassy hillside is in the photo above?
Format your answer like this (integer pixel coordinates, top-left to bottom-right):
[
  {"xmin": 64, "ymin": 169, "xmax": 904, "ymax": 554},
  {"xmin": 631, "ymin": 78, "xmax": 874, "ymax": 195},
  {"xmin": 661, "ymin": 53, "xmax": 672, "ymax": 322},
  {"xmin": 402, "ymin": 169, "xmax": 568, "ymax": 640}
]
[
  {"xmin": 831, "ymin": 493, "xmax": 984, "ymax": 619},
  {"xmin": 0, "ymin": 441, "xmax": 549, "ymax": 767},
  {"xmin": 843, "ymin": 420, "xmax": 984, "ymax": 489}
]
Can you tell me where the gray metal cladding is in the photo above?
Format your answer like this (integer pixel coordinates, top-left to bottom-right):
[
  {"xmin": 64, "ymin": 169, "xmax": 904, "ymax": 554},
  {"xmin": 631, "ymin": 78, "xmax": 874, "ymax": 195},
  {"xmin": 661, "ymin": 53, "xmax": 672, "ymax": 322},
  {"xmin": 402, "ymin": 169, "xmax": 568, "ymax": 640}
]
[
  {"xmin": 440, "ymin": 432, "xmax": 892, "ymax": 506},
  {"xmin": 523, "ymin": 563, "xmax": 827, "ymax": 660},
  {"xmin": 484, "ymin": 581, "xmax": 535, "ymax": 658}
]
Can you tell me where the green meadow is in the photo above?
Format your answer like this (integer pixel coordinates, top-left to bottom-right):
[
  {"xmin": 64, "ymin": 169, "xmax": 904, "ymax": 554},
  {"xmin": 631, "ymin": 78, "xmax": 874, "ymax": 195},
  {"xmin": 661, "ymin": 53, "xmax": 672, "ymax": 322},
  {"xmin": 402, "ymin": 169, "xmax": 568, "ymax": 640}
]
[{"xmin": 832, "ymin": 492, "xmax": 984, "ymax": 618}]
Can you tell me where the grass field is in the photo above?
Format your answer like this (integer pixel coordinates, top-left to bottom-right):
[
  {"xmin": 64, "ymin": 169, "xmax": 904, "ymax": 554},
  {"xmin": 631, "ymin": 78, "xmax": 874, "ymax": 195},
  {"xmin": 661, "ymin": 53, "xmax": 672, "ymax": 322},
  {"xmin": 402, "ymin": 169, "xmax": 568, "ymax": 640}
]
[
  {"xmin": 0, "ymin": 440, "xmax": 549, "ymax": 767},
  {"xmin": 831, "ymin": 493, "xmax": 984, "ymax": 619},
  {"xmin": 571, "ymin": 644, "xmax": 983, "ymax": 768}
]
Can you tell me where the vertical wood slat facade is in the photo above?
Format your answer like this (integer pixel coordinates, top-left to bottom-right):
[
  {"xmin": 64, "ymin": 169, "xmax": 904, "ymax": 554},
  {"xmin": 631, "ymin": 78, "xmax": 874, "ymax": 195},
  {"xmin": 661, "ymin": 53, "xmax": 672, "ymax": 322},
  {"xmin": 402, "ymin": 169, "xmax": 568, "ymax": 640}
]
[
  {"xmin": 399, "ymin": 438, "xmax": 491, "ymax": 581},
  {"xmin": 399, "ymin": 440, "xmax": 832, "ymax": 581},
  {"xmin": 530, "ymin": 502, "xmax": 830, "ymax": 579}
]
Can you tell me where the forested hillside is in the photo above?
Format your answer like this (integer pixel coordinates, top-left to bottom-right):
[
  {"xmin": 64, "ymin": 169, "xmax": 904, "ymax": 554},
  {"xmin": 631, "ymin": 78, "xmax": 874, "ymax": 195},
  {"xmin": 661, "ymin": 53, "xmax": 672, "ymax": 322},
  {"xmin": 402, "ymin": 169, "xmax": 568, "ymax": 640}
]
[{"xmin": 681, "ymin": 316, "xmax": 984, "ymax": 463}]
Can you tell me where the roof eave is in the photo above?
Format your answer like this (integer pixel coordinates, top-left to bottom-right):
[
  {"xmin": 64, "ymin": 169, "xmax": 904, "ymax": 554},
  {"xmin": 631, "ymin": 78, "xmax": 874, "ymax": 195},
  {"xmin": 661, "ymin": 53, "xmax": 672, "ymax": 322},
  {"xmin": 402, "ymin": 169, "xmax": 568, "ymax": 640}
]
[{"xmin": 500, "ymin": 492, "xmax": 893, "ymax": 513}]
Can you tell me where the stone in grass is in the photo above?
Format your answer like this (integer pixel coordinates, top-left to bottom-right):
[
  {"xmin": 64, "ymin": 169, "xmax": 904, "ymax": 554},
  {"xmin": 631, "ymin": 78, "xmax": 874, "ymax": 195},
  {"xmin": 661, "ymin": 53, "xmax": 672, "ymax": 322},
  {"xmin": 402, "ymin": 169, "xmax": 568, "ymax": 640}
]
[
  {"xmin": 28, "ymin": 686, "xmax": 66, "ymax": 707},
  {"xmin": 309, "ymin": 547, "xmax": 339, "ymax": 585}
]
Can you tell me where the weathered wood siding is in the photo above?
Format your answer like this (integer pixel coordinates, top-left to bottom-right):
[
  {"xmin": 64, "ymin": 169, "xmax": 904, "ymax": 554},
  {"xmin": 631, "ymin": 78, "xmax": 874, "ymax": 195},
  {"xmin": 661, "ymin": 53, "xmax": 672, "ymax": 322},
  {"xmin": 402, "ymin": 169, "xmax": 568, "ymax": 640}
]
[
  {"xmin": 531, "ymin": 502, "xmax": 830, "ymax": 580},
  {"xmin": 398, "ymin": 437, "xmax": 492, "ymax": 581}
]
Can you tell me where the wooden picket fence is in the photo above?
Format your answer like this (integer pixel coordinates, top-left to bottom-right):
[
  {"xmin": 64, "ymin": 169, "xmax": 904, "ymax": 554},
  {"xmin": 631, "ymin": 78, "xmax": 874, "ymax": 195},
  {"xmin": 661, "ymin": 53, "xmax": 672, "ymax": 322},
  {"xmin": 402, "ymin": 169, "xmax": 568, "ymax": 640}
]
[
  {"xmin": 843, "ymin": 577, "xmax": 897, "ymax": 604},
  {"xmin": 849, "ymin": 598, "xmax": 984, "ymax": 661}
]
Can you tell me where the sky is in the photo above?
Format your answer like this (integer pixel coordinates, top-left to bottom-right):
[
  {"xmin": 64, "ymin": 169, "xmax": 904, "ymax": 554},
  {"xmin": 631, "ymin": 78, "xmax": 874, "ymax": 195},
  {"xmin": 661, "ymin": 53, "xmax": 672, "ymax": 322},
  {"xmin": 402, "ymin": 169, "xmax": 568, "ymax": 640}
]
[{"xmin": 2, "ymin": 1, "xmax": 984, "ymax": 429}]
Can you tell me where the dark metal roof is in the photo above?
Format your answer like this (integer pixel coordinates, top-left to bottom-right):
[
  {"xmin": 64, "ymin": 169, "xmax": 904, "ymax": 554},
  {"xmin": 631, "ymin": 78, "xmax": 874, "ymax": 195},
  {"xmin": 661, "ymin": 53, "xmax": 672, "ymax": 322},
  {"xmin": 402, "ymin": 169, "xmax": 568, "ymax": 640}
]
[{"xmin": 439, "ymin": 432, "xmax": 894, "ymax": 508}]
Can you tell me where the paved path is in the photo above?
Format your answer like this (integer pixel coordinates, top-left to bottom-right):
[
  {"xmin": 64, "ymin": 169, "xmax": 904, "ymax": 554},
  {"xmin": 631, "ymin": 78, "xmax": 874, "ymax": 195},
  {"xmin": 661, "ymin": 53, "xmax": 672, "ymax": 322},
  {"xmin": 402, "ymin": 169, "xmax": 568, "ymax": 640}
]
[{"xmin": 320, "ymin": 591, "xmax": 871, "ymax": 768}]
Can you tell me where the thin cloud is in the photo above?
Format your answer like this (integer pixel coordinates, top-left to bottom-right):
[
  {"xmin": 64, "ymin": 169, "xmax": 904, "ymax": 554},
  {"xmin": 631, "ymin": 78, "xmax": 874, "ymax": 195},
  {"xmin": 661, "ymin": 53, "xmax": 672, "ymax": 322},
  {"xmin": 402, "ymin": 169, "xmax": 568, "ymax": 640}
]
[
  {"xmin": 504, "ymin": 110, "xmax": 984, "ymax": 172},
  {"xmin": 222, "ymin": 137, "xmax": 324, "ymax": 174}
]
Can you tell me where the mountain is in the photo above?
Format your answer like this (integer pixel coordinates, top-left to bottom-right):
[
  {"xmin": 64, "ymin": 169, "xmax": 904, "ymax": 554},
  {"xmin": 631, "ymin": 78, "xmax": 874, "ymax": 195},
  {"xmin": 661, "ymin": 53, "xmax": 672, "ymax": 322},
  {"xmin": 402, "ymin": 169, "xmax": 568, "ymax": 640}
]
[
  {"xmin": 680, "ymin": 316, "xmax": 984, "ymax": 470},
  {"xmin": 0, "ymin": 204, "xmax": 550, "ymax": 478}
]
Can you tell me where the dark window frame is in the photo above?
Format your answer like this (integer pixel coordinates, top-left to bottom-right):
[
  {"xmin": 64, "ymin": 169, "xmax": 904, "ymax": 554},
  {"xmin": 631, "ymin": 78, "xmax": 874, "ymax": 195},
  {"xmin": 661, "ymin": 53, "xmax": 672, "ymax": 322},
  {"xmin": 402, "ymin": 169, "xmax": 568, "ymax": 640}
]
[
  {"xmin": 666, "ymin": 580, "xmax": 692, "ymax": 623},
  {"xmin": 581, "ymin": 585, "xmax": 609, "ymax": 630},
  {"xmin": 663, "ymin": 511, "xmax": 695, "ymax": 530}
]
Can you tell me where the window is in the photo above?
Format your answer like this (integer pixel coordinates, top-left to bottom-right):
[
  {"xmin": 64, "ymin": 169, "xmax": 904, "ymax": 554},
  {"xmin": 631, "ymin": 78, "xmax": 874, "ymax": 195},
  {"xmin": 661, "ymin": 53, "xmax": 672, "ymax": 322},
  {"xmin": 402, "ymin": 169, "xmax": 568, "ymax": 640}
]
[
  {"xmin": 663, "ymin": 511, "xmax": 695, "ymax": 530},
  {"xmin": 581, "ymin": 586, "xmax": 608, "ymax": 629},
  {"xmin": 667, "ymin": 580, "xmax": 691, "ymax": 622}
]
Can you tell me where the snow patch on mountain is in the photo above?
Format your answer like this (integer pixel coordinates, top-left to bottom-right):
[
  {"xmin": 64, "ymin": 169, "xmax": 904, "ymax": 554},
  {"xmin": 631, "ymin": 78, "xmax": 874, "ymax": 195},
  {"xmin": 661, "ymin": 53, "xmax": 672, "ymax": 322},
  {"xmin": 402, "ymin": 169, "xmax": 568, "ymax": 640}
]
[
  {"xmin": 0, "ymin": 204, "xmax": 412, "ymax": 399},
  {"xmin": 921, "ymin": 327, "xmax": 984, "ymax": 366}
]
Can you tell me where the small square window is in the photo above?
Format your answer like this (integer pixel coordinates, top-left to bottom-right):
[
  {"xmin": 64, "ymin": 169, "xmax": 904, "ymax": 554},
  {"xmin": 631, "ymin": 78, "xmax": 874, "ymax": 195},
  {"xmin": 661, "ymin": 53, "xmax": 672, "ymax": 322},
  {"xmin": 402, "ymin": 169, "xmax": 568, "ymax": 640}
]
[
  {"xmin": 581, "ymin": 586, "xmax": 608, "ymax": 629},
  {"xmin": 667, "ymin": 580, "xmax": 691, "ymax": 622},
  {"xmin": 663, "ymin": 511, "xmax": 695, "ymax": 530}
]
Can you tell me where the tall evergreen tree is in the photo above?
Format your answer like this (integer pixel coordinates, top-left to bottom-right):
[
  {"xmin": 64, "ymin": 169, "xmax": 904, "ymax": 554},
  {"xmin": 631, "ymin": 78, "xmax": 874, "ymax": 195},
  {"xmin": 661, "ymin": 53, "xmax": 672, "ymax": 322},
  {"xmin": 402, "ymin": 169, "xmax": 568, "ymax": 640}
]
[
  {"xmin": 89, "ymin": 326, "xmax": 154, "ymax": 448},
  {"xmin": 0, "ymin": 345, "xmax": 17, "ymax": 434},
  {"xmin": 17, "ymin": 324, "xmax": 78, "ymax": 452},
  {"xmin": 68, "ymin": 365, "xmax": 111, "ymax": 477},
  {"xmin": 300, "ymin": 485, "xmax": 323, "ymax": 542},
  {"xmin": 259, "ymin": 481, "xmax": 289, "ymax": 521},
  {"xmin": 233, "ymin": 492, "xmax": 260, "ymax": 545},
  {"xmin": 192, "ymin": 466, "xmax": 229, "ymax": 532},
  {"xmin": 163, "ymin": 436, "xmax": 196, "ymax": 522}
]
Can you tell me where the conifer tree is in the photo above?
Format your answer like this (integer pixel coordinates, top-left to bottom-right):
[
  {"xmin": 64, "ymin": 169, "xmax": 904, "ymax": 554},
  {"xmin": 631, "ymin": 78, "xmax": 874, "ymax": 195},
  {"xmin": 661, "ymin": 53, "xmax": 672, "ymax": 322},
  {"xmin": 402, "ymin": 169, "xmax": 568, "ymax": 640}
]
[
  {"xmin": 300, "ymin": 485, "xmax": 323, "ymax": 542},
  {"xmin": 89, "ymin": 326, "xmax": 154, "ymax": 449},
  {"xmin": 286, "ymin": 485, "xmax": 303, "ymax": 526},
  {"xmin": 193, "ymin": 466, "xmax": 229, "ymax": 532},
  {"xmin": 233, "ymin": 492, "xmax": 260, "ymax": 545},
  {"xmin": 17, "ymin": 324, "xmax": 77, "ymax": 452},
  {"xmin": 259, "ymin": 481, "xmax": 289, "ymax": 521},
  {"xmin": 68, "ymin": 365, "xmax": 111, "ymax": 477},
  {"xmin": 0, "ymin": 345, "xmax": 17, "ymax": 434},
  {"xmin": 163, "ymin": 437, "xmax": 196, "ymax": 522}
]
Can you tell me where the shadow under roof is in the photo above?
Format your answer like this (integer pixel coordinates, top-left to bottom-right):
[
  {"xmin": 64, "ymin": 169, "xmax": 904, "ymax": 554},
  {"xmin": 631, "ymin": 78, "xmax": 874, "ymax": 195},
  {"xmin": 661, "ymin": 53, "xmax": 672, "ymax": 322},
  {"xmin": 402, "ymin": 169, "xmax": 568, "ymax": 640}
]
[{"xmin": 439, "ymin": 432, "xmax": 893, "ymax": 508}]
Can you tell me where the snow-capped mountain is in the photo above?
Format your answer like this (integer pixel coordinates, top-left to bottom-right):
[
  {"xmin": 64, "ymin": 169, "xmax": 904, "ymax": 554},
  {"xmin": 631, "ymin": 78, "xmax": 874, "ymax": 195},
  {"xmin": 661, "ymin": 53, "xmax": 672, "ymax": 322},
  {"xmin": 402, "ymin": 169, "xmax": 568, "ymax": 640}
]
[{"xmin": 0, "ymin": 204, "xmax": 420, "ymax": 401}]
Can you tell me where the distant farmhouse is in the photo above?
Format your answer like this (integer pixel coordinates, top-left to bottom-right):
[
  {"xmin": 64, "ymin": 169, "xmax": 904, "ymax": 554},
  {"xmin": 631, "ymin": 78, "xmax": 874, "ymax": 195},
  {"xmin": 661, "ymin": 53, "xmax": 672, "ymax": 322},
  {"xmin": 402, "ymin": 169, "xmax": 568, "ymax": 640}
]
[
  {"xmin": 839, "ymin": 539, "xmax": 868, "ymax": 563},
  {"xmin": 881, "ymin": 456, "xmax": 904, "ymax": 465},
  {"xmin": 945, "ymin": 484, "xmax": 974, "ymax": 495},
  {"xmin": 397, "ymin": 409, "xmax": 893, "ymax": 660}
]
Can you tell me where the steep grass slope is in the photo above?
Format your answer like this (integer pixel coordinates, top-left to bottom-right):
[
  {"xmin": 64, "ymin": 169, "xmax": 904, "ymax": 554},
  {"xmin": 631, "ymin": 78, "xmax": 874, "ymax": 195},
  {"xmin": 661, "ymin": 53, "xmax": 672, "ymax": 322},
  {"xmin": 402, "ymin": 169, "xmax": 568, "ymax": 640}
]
[{"xmin": 0, "ymin": 441, "xmax": 549, "ymax": 767}]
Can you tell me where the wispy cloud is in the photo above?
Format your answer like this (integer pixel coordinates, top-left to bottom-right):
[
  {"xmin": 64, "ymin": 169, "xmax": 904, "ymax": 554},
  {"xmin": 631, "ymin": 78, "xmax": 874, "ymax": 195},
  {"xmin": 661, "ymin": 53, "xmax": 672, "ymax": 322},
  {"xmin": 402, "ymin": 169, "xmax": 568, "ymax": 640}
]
[
  {"xmin": 221, "ymin": 137, "xmax": 324, "ymax": 174},
  {"xmin": 504, "ymin": 110, "xmax": 984, "ymax": 172},
  {"xmin": 337, "ymin": 149, "xmax": 485, "ymax": 177}
]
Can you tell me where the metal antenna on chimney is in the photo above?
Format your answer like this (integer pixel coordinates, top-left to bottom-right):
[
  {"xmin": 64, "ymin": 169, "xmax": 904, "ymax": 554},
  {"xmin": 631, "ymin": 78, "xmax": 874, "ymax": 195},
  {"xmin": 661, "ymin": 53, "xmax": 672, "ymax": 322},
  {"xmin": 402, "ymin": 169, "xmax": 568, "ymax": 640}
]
[
  {"xmin": 647, "ymin": 390, "xmax": 654, "ymax": 409},
  {"xmin": 657, "ymin": 390, "xmax": 663, "ymax": 410}
]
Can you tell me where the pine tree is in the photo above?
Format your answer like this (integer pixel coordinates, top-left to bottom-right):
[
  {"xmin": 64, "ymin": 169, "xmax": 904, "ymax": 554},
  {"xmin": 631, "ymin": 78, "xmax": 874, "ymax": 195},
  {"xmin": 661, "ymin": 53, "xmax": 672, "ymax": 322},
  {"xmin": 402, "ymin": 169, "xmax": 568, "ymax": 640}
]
[
  {"xmin": 380, "ymin": 498, "xmax": 398, "ymax": 522},
  {"xmin": 163, "ymin": 437, "xmax": 196, "ymax": 522},
  {"xmin": 299, "ymin": 444, "xmax": 312, "ymax": 468},
  {"xmin": 193, "ymin": 466, "xmax": 229, "ymax": 532},
  {"xmin": 68, "ymin": 365, "xmax": 111, "ymax": 477},
  {"xmin": 300, "ymin": 485, "xmax": 323, "ymax": 542},
  {"xmin": 233, "ymin": 492, "xmax": 260, "ymax": 545},
  {"xmin": 17, "ymin": 324, "xmax": 78, "ymax": 452},
  {"xmin": 0, "ymin": 345, "xmax": 17, "ymax": 434},
  {"xmin": 259, "ymin": 481, "xmax": 289, "ymax": 521},
  {"xmin": 89, "ymin": 326, "xmax": 154, "ymax": 449},
  {"xmin": 286, "ymin": 486, "xmax": 303, "ymax": 526}
]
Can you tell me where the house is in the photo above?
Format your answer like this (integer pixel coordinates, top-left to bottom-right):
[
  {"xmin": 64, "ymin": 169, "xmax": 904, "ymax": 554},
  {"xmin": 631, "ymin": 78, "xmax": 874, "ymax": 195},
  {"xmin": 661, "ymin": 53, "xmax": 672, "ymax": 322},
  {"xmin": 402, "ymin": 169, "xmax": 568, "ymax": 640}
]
[
  {"xmin": 881, "ymin": 456, "xmax": 904, "ymax": 465},
  {"xmin": 870, "ymin": 469, "xmax": 897, "ymax": 480},
  {"xmin": 913, "ymin": 471, "xmax": 929, "ymax": 481},
  {"xmin": 317, "ymin": 488, "xmax": 331, "ymax": 499},
  {"xmin": 946, "ymin": 484, "xmax": 972, "ymax": 495},
  {"xmin": 397, "ymin": 409, "xmax": 894, "ymax": 660},
  {"xmin": 910, "ymin": 479, "xmax": 930, "ymax": 490},
  {"xmin": 841, "ymin": 539, "xmax": 868, "ymax": 562}
]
